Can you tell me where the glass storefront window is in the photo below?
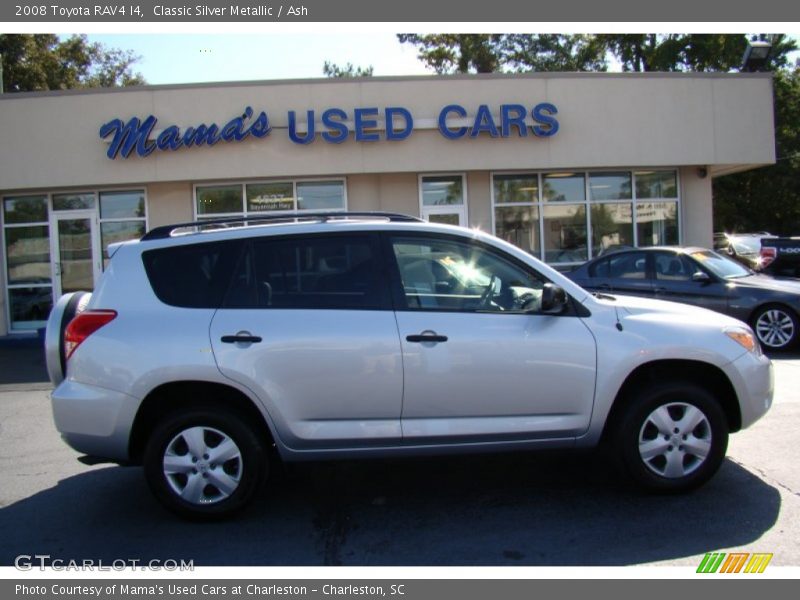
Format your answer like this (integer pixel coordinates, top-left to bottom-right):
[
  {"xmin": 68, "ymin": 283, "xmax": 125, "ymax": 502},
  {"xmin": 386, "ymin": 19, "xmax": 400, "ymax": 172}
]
[
  {"xmin": 543, "ymin": 173, "xmax": 585, "ymax": 203},
  {"xmin": 494, "ymin": 205, "xmax": 540, "ymax": 258},
  {"xmin": 4, "ymin": 226, "xmax": 51, "ymax": 285},
  {"xmin": 196, "ymin": 185, "xmax": 244, "ymax": 215},
  {"xmin": 3, "ymin": 196, "xmax": 47, "ymax": 224},
  {"xmin": 247, "ymin": 182, "xmax": 295, "ymax": 212},
  {"xmin": 635, "ymin": 171, "xmax": 678, "ymax": 199},
  {"xmin": 543, "ymin": 204, "xmax": 587, "ymax": 263},
  {"xmin": 53, "ymin": 193, "xmax": 96, "ymax": 211},
  {"xmin": 296, "ymin": 181, "xmax": 345, "ymax": 211},
  {"xmin": 493, "ymin": 170, "xmax": 678, "ymax": 263},
  {"xmin": 3, "ymin": 189, "xmax": 146, "ymax": 331},
  {"xmin": 8, "ymin": 287, "xmax": 52, "ymax": 331},
  {"xmin": 589, "ymin": 172, "xmax": 632, "ymax": 201},
  {"xmin": 195, "ymin": 180, "xmax": 346, "ymax": 218},
  {"xmin": 591, "ymin": 203, "xmax": 633, "ymax": 255},
  {"xmin": 428, "ymin": 213, "xmax": 460, "ymax": 226},
  {"xmin": 493, "ymin": 174, "xmax": 538, "ymax": 204},
  {"xmin": 101, "ymin": 221, "xmax": 147, "ymax": 262},
  {"xmin": 636, "ymin": 202, "xmax": 679, "ymax": 246},
  {"xmin": 421, "ymin": 176, "xmax": 464, "ymax": 206},
  {"xmin": 99, "ymin": 190, "xmax": 145, "ymax": 219}
]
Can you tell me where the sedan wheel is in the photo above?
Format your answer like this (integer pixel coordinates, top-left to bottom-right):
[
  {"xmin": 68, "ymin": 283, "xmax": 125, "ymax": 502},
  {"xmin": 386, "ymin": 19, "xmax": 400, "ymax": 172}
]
[{"xmin": 754, "ymin": 306, "xmax": 798, "ymax": 350}]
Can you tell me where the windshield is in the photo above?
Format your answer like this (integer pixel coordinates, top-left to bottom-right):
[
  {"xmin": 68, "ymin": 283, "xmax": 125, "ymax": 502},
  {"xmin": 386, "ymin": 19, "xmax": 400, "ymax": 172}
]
[{"xmin": 688, "ymin": 250, "xmax": 752, "ymax": 279}]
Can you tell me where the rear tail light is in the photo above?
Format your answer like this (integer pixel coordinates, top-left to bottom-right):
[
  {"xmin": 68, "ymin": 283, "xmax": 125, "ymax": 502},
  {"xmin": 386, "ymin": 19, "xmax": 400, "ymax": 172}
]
[
  {"xmin": 64, "ymin": 310, "xmax": 117, "ymax": 360},
  {"xmin": 760, "ymin": 246, "xmax": 777, "ymax": 268}
]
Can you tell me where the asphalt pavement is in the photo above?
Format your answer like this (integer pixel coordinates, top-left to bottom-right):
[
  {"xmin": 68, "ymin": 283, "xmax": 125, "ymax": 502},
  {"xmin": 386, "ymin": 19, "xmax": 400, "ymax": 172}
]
[{"xmin": 0, "ymin": 341, "xmax": 798, "ymax": 566}]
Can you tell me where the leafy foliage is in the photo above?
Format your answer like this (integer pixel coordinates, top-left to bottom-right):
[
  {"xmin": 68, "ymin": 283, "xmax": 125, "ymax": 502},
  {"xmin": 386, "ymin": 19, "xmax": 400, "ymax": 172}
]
[
  {"xmin": 713, "ymin": 68, "xmax": 800, "ymax": 235},
  {"xmin": 398, "ymin": 33, "xmax": 797, "ymax": 75},
  {"xmin": 0, "ymin": 34, "xmax": 145, "ymax": 92},
  {"xmin": 322, "ymin": 61, "xmax": 374, "ymax": 78},
  {"xmin": 397, "ymin": 34, "xmax": 607, "ymax": 74}
]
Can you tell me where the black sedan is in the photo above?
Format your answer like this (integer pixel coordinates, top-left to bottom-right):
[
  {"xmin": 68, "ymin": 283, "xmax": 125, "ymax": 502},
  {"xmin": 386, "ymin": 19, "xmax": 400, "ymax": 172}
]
[{"xmin": 567, "ymin": 246, "xmax": 800, "ymax": 350}]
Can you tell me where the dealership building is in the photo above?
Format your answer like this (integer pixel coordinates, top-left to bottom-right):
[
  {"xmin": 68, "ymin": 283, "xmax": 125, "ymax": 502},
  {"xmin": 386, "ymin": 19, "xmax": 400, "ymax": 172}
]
[{"xmin": 0, "ymin": 72, "xmax": 776, "ymax": 335}]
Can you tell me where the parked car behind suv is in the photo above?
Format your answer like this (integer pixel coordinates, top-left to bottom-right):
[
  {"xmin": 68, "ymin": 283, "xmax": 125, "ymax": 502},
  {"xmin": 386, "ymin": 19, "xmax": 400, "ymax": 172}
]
[
  {"xmin": 567, "ymin": 246, "xmax": 800, "ymax": 351},
  {"xmin": 713, "ymin": 232, "xmax": 775, "ymax": 270},
  {"xmin": 46, "ymin": 213, "xmax": 773, "ymax": 519}
]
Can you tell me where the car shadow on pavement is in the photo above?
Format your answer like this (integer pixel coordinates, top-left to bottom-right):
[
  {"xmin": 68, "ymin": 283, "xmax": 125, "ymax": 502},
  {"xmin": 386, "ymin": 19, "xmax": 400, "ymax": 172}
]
[{"xmin": 0, "ymin": 451, "xmax": 780, "ymax": 567}]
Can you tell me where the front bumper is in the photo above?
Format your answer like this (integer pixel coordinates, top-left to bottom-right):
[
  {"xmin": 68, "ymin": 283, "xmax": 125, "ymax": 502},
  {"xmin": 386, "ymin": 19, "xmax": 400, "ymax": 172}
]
[
  {"xmin": 723, "ymin": 350, "xmax": 774, "ymax": 430},
  {"xmin": 51, "ymin": 380, "xmax": 139, "ymax": 462}
]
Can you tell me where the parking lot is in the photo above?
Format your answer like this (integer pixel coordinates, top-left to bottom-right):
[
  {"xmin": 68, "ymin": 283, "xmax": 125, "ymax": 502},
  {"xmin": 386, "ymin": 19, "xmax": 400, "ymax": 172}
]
[{"xmin": 0, "ymin": 343, "xmax": 798, "ymax": 567}]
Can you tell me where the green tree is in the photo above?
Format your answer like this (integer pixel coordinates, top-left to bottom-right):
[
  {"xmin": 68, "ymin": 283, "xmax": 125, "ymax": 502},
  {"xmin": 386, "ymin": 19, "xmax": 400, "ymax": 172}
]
[
  {"xmin": 713, "ymin": 68, "xmax": 800, "ymax": 235},
  {"xmin": 503, "ymin": 34, "xmax": 607, "ymax": 72},
  {"xmin": 398, "ymin": 33, "xmax": 796, "ymax": 75},
  {"xmin": 322, "ymin": 61, "xmax": 374, "ymax": 78},
  {"xmin": 0, "ymin": 34, "xmax": 144, "ymax": 93},
  {"xmin": 397, "ymin": 34, "xmax": 607, "ymax": 74},
  {"xmin": 596, "ymin": 34, "xmax": 795, "ymax": 72}
]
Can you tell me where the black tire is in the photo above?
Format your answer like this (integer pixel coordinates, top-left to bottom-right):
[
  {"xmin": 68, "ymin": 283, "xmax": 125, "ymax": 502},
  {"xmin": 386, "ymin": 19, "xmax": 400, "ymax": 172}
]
[
  {"xmin": 751, "ymin": 304, "xmax": 799, "ymax": 351},
  {"xmin": 613, "ymin": 382, "xmax": 728, "ymax": 493},
  {"xmin": 143, "ymin": 407, "xmax": 268, "ymax": 520}
]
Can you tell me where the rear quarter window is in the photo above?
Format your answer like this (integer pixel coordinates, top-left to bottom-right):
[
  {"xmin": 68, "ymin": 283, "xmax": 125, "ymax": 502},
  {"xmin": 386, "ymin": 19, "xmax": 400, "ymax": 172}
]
[{"xmin": 142, "ymin": 240, "xmax": 243, "ymax": 308}]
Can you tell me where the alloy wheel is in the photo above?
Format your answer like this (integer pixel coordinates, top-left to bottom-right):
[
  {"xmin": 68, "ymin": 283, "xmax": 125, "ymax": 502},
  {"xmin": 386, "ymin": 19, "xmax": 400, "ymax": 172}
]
[{"xmin": 755, "ymin": 308, "xmax": 795, "ymax": 349}]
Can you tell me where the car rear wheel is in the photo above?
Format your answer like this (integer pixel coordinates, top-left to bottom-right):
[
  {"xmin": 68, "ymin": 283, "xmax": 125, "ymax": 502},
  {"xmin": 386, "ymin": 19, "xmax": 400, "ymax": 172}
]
[
  {"xmin": 614, "ymin": 382, "xmax": 728, "ymax": 493},
  {"xmin": 752, "ymin": 305, "xmax": 798, "ymax": 351},
  {"xmin": 143, "ymin": 407, "xmax": 267, "ymax": 519}
]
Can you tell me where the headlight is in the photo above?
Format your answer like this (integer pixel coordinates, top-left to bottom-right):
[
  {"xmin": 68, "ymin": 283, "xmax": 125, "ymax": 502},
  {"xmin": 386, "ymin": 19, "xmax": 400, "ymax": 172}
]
[{"xmin": 724, "ymin": 327, "xmax": 761, "ymax": 354}]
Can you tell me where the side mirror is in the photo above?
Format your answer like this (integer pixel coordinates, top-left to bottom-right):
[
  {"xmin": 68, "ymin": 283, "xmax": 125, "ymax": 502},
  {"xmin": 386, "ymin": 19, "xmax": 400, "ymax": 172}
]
[
  {"xmin": 692, "ymin": 271, "xmax": 711, "ymax": 283},
  {"xmin": 540, "ymin": 283, "xmax": 568, "ymax": 314}
]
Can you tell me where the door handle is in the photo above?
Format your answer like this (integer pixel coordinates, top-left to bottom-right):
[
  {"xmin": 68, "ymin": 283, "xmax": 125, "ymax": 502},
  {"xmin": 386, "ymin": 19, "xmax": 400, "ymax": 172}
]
[
  {"xmin": 406, "ymin": 332, "xmax": 448, "ymax": 343},
  {"xmin": 221, "ymin": 333, "xmax": 262, "ymax": 344}
]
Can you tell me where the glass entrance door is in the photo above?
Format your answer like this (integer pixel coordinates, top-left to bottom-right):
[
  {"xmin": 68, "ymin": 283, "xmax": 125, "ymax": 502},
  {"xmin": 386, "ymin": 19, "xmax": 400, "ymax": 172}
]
[
  {"xmin": 53, "ymin": 212, "xmax": 101, "ymax": 296},
  {"xmin": 420, "ymin": 174, "xmax": 468, "ymax": 227}
]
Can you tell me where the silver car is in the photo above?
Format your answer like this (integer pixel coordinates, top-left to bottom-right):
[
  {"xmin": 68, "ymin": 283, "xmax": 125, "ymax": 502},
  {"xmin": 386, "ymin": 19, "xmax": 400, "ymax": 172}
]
[{"xmin": 45, "ymin": 212, "xmax": 773, "ymax": 519}]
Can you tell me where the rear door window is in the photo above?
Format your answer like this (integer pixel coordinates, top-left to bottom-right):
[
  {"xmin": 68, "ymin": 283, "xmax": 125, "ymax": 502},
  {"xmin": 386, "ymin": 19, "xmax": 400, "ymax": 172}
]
[
  {"xmin": 590, "ymin": 252, "xmax": 647, "ymax": 280},
  {"xmin": 225, "ymin": 234, "xmax": 388, "ymax": 310}
]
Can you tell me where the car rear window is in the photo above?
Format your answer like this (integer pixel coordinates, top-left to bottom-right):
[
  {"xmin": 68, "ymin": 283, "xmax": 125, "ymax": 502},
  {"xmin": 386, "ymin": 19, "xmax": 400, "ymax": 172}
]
[{"xmin": 142, "ymin": 240, "xmax": 243, "ymax": 308}]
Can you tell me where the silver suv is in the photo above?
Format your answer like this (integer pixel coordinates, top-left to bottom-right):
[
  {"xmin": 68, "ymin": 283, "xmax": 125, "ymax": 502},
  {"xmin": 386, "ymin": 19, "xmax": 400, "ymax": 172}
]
[{"xmin": 45, "ymin": 212, "xmax": 774, "ymax": 519}]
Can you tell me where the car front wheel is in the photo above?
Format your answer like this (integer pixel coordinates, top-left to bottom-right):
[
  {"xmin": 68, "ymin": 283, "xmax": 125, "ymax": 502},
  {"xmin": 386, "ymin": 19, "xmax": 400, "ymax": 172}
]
[
  {"xmin": 614, "ymin": 383, "xmax": 728, "ymax": 493},
  {"xmin": 143, "ymin": 407, "xmax": 267, "ymax": 519},
  {"xmin": 752, "ymin": 305, "xmax": 798, "ymax": 351}
]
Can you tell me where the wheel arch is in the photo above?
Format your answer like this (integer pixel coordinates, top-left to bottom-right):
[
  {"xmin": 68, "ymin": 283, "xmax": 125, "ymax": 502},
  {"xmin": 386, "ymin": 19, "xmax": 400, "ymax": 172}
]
[
  {"xmin": 601, "ymin": 359, "xmax": 742, "ymax": 443},
  {"xmin": 128, "ymin": 381, "xmax": 276, "ymax": 464}
]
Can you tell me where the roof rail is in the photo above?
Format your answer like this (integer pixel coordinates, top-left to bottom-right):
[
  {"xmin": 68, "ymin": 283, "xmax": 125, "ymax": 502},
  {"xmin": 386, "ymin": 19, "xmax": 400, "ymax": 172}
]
[{"xmin": 141, "ymin": 211, "xmax": 425, "ymax": 241}]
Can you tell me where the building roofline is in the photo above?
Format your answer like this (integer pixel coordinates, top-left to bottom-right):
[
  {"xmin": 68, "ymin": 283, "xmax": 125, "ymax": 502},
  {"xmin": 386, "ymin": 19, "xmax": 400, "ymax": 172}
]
[{"xmin": 0, "ymin": 70, "xmax": 775, "ymax": 101}]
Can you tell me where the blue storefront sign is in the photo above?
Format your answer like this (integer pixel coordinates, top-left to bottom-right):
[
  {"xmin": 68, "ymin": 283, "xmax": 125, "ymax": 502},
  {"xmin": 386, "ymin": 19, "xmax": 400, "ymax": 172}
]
[{"xmin": 99, "ymin": 103, "xmax": 559, "ymax": 159}]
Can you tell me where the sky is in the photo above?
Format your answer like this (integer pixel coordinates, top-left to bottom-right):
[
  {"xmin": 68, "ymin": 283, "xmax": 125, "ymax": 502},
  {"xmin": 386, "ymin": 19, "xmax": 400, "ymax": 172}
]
[
  {"xmin": 86, "ymin": 33, "xmax": 800, "ymax": 87},
  {"xmin": 87, "ymin": 34, "xmax": 431, "ymax": 84}
]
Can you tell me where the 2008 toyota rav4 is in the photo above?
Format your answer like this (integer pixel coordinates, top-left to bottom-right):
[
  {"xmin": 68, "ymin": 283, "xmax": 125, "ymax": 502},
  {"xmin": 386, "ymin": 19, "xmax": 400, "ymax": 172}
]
[{"xmin": 45, "ymin": 212, "xmax": 774, "ymax": 519}]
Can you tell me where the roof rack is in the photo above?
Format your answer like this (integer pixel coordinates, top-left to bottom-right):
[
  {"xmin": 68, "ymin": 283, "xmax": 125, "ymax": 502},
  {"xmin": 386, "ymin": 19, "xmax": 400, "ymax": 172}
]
[{"xmin": 141, "ymin": 211, "xmax": 424, "ymax": 241}]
